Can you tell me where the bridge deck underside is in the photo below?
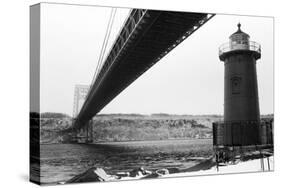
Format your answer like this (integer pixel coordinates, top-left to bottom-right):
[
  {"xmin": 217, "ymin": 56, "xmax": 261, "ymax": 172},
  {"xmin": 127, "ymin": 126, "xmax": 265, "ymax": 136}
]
[{"xmin": 75, "ymin": 10, "xmax": 212, "ymax": 128}]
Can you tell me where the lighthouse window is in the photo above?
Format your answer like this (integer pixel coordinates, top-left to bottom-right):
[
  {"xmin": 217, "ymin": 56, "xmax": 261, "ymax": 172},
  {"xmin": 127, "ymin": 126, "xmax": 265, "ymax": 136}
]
[{"xmin": 231, "ymin": 76, "xmax": 242, "ymax": 94}]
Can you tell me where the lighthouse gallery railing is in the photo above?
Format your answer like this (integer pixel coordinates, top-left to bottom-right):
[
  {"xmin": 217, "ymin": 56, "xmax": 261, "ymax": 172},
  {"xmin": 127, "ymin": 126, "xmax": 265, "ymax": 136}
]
[{"xmin": 219, "ymin": 41, "xmax": 261, "ymax": 56}]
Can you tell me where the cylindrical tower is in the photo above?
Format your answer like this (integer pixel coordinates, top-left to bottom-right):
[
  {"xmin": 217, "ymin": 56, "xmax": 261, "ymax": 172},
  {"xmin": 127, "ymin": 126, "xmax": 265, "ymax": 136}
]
[
  {"xmin": 219, "ymin": 23, "xmax": 261, "ymax": 123},
  {"xmin": 216, "ymin": 23, "xmax": 262, "ymax": 146}
]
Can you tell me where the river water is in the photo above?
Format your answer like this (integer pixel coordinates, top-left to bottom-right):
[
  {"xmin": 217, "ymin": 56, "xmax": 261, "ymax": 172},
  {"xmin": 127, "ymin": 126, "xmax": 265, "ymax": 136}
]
[{"xmin": 40, "ymin": 139, "xmax": 212, "ymax": 184}]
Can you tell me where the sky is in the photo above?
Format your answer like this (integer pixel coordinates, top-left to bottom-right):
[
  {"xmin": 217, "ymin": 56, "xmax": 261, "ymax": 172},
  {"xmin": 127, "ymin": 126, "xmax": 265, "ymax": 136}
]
[{"xmin": 40, "ymin": 3, "xmax": 274, "ymax": 116}]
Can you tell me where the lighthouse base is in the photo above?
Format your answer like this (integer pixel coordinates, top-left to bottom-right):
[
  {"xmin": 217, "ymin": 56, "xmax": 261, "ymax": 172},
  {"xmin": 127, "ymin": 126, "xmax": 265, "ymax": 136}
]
[
  {"xmin": 212, "ymin": 119, "xmax": 273, "ymax": 169},
  {"xmin": 213, "ymin": 119, "xmax": 273, "ymax": 147}
]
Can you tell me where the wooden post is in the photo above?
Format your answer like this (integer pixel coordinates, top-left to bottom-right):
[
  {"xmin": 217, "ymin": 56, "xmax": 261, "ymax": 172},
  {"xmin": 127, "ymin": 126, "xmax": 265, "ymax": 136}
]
[
  {"xmin": 259, "ymin": 150, "xmax": 264, "ymax": 171},
  {"xmin": 267, "ymin": 157, "xmax": 270, "ymax": 171},
  {"xmin": 216, "ymin": 151, "xmax": 219, "ymax": 172}
]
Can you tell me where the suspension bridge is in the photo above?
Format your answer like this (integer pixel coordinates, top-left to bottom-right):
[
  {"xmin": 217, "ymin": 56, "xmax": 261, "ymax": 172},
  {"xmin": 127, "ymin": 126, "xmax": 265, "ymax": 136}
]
[{"xmin": 71, "ymin": 9, "xmax": 215, "ymax": 137}]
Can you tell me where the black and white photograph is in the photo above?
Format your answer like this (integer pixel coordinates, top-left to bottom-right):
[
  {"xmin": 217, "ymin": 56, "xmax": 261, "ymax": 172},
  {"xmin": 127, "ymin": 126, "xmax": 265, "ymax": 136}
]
[{"xmin": 29, "ymin": 1, "xmax": 274, "ymax": 186}]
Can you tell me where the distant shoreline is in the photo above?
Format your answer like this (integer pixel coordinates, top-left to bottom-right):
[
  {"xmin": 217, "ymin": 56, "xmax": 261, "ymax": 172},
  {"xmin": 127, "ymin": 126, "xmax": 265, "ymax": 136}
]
[
  {"xmin": 40, "ymin": 138, "xmax": 213, "ymax": 145},
  {"xmin": 91, "ymin": 138, "xmax": 212, "ymax": 144}
]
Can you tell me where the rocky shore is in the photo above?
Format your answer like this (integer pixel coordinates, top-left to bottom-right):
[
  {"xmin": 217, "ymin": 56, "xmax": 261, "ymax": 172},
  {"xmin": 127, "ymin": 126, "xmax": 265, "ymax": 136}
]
[
  {"xmin": 60, "ymin": 157, "xmax": 215, "ymax": 184},
  {"xmin": 61, "ymin": 152, "xmax": 273, "ymax": 185}
]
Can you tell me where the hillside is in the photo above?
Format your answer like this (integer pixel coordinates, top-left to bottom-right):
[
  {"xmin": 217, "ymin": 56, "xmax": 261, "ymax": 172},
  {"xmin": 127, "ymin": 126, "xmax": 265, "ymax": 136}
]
[
  {"xmin": 38, "ymin": 113, "xmax": 273, "ymax": 143},
  {"xmin": 90, "ymin": 116, "xmax": 214, "ymax": 142},
  {"xmin": 38, "ymin": 113, "xmax": 223, "ymax": 143}
]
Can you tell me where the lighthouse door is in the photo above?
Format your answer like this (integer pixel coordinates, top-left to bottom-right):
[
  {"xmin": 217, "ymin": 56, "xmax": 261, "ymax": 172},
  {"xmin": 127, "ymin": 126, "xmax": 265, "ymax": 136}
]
[{"xmin": 231, "ymin": 76, "xmax": 242, "ymax": 94}]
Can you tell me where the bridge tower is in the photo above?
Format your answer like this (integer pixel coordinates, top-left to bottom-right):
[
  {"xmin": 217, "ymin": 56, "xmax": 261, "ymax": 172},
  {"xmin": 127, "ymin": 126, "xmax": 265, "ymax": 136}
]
[
  {"xmin": 214, "ymin": 23, "xmax": 262, "ymax": 147},
  {"xmin": 72, "ymin": 85, "xmax": 89, "ymax": 118}
]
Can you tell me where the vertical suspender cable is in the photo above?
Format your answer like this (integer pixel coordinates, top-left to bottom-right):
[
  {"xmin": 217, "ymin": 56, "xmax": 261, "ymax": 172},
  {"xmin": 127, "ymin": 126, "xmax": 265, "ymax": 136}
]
[
  {"xmin": 91, "ymin": 8, "xmax": 117, "ymax": 86},
  {"xmin": 79, "ymin": 8, "xmax": 117, "ymax": 120},
  {"xmin": 98, "ymin": 8, "xmax": 117, "ymax": 74}
]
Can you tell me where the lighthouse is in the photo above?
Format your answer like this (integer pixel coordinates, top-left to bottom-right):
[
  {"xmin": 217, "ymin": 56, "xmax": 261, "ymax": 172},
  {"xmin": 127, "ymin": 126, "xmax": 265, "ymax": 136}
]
[
  {"xmin": 214, "ymin": 23, "xmax": 262, "ymax": 147},
  {"xmin": 220, "ymin": 23, "xmax": 261, "ymax": 124}
]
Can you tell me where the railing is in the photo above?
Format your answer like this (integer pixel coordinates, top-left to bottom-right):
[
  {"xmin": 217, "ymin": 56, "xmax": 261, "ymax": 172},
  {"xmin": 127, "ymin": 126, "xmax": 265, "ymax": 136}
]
[{"xmin": 219, "ymin": 41, "xmax": 261, "ymax": 56}]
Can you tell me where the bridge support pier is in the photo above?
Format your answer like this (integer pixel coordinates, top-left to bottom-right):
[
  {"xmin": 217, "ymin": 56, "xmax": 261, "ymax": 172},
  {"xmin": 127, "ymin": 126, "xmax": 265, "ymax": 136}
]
[{"xmin": 86, "ymin": 120, "xmax": 93, "ymax": 143}]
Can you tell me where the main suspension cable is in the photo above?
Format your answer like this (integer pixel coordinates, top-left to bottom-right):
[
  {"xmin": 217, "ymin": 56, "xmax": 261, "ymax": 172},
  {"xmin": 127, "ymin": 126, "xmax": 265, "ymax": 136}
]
[{"xmin": 92, "ymin": 8, "xmax": 117, "ymax": 87}]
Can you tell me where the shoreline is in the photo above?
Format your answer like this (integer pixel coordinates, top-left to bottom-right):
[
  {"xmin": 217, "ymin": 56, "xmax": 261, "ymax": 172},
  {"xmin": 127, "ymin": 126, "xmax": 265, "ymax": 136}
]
[
  {"xmin": 180, "ymin": 157, "xmax": 215, "ymax": 173},
  {"xmin": 40, "ymin": 138, "xmax": 212, "ymax": 145},
  {"xmin": 38, "ymin": 153, "xmax": 274, "ymax": 185},
  {"xmin": 63, "ymin": 153, "xmax": 273, "ymax": 184}
]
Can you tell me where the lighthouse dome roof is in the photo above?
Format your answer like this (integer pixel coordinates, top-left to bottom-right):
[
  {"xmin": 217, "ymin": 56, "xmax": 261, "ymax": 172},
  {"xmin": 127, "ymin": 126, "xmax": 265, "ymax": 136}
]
[{"xmin": 229, "ymin": 23, "xmax": 250, "ymax": 40}]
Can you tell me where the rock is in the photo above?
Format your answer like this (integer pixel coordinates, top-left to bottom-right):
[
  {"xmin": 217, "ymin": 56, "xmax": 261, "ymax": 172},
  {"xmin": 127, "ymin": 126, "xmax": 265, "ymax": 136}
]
[
  {"xmin": 66, "ymin": 167, "xmax": 115, "ymax": 183},
  {"xmin": 156, "ymin": 168, "xmax": 169, "ymax": 175},
  {"xmin": 116, "ymin": 172, "xmax": 130, "ymax": 178},
  {"xmin": 142, "ymin": 168, "xmax": 169, "ymax": 179},
  {"xmin": 167, "ymin": 167, "xmax": 180, "ymax": 174},
  {"xmin": 129, "ymin": 167, "xmax": 151, "ymax": 177},
  {"xmin": 141, "ymin": 172, "xmax": 161, "ymax": 179}
]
